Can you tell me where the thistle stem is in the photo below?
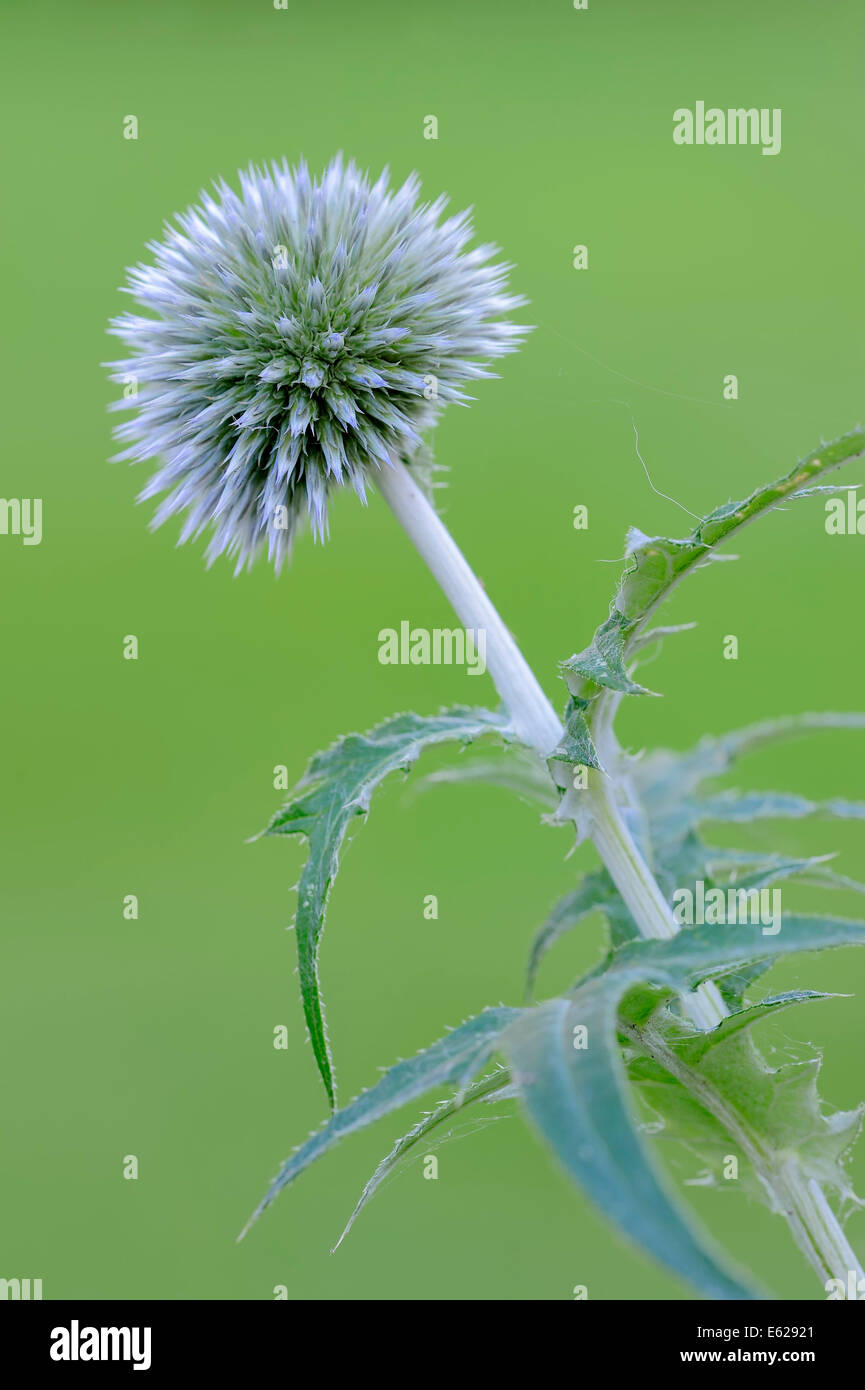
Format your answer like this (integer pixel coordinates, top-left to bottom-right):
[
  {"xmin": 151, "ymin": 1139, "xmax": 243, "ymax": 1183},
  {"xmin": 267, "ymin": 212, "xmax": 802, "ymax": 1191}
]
[
  {"xmin": 782, "ymin": 1167, "xmax": 865, "ymax": 1291},
  {"xmin": 584, "ymin": 778, "xmax": 728, "ymax": 1029},
  {"xmin": 378, "ymin": 459, "xmax": 724, "ymax": 1023},
  {"xmin": 637, "ymin": 1022, "xmax": 865, "ymax": 1292},
  {"xmin": 376, "ymin": 461, "xmax": 562, "ymax": 756},
  {"xmin": 377, "ymin": 454, "xmax": 861, "ymax": 1294}
]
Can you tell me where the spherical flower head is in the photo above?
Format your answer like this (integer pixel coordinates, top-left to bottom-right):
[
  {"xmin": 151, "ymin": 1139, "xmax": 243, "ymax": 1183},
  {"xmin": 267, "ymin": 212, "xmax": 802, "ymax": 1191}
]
[{"xmin": 107, "ymin": 156, "xmax": 527, "ymax": 573}]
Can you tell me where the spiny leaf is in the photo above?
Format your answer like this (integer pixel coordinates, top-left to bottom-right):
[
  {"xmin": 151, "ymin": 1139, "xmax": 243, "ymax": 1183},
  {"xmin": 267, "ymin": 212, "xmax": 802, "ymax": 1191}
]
[
  {"xmin": 629, "ymin": 1002, "xmax": 864, "ymax": 1217},
  {"xmin": 692, "ymin": 853, "xmax": 865, "ymax": 899},
  {"xmin": 653, "ymin": 789, "xmax": 865, "ymax": 846},
  {"xmin": 239, "ymin": 1007, "xmax": 519, "ymax": 1239},
  {"xmin": 793, "ymin": 865, "xmax": 865, "ymax": 895},
  {"xmin": 504, "ymin": 917, "xmax": 865, "ymax": 1297},
  {"xmin": 548, "ymin": 697, "xmax": 602, "ymax": 777},
  {"xmin": 636, "ymin": 712, "xmax": 865, "ymax": 811},
  {"xmin": 333, "ymin": 1068, "xmax": 513, "ymax": 1251},
  {"xmin": 545, "ymin": 621, "xmax": 865, "ymax": 1017},
  {"xmin": 259, "ymin": 706, "xmax": 512, "ymax": 1105},
  {"xmin": 562, "ymin": 609, "xmax": 656, "ymax": 696},
  {"xmin": 563, "ymin": 430, "xmax": 865, "ymax": 706},
  {"xmin": 418, "ymin": 747, "xmax": 556, "ymax": 809},
  {"xmin": 597, "ymin": 914, "xmax": 865, "ymax": 994},
  {"xmin": 529, "ymin": 849, "xmax": 843, "ymax": 987},
  {"xmin": 791, "ymin": 482, "xmax": 862, "ymax": 498},
  {"xmin": 501, "ymin": 995, "xmax": 758, "ymax": 1299},
  {"xmin": 659, "ymin": 855, "xmax": 848, "ymax": 933},
  {"xmin": 716, "ymin": 959, "xmax": 783, "ymax": 1013},
  {"xmin": 668, "ymin": 991, "xmax": 839, "ymax": 1065},
  {"xmin": 693, "ymin": 854, "xmax": 837, "ymax": 893}
]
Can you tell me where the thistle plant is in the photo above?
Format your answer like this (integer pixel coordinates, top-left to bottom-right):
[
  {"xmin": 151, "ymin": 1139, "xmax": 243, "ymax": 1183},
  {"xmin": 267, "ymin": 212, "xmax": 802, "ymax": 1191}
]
[{"xmin": 109, "ymin": 157, "xmax": 865, "ymax": 1300}]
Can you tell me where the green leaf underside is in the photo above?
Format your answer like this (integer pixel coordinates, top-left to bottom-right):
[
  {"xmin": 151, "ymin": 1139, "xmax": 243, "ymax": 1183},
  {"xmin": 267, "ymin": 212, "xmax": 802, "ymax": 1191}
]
[
  {"xmin": 239, "ymin": 1007, "xmax": 519, "ymax": 1240},
  {"xmin": 245, "ymin": 915, "xmax": 865, "ymax": 1296},
  {"xmin": 329, "ymin": 992, "xmax": 856, "ymax": 1267},
  {"xmin": 261, "ymin": 706, "xmax": 511, "ymax": 1105},
  {"xmin": 636, "ymin": 712, "xmax": 865, "ymax": 809},
  {"xmin": 420, "ymin": 749, "xmax": 556, "ymax": 809},
  {"xmin": 626, "ymin": 1000, "xmax": 863, "ymax": 1217},
  {"xmin": 563, "ymin": 430, "xmax": 865, "ymax": 705},
  {"xmin": 663, "ymin": 990, "xmax": 838, "ymax": 1066},
  {"xmin": 530, "ymin": 840, "xmax": 860, "ymax": 984},
  {"xmin": 625, "ymin": 716, "xmax": 865, "ymax": 978},
  {"xmin": 595, "ymin": 916, "xmax": 865, "ymax": 992},
  {"xmin": 652, "ymin": 791, "xmax": 865, "ymax": 847},
  {"xmin": 501, "ymin": 996, "xmax": 757, "ymax": 1300},
  {"xmin": 505, "ymin": 918, "xmax": 865, "ymax": 1299}
]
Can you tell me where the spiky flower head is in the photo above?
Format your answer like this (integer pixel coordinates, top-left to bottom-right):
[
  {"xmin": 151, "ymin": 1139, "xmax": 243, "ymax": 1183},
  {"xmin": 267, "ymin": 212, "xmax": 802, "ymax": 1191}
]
[{"xmin": 107, "ymin": 156, "xmax": 526, "ymax": 572}]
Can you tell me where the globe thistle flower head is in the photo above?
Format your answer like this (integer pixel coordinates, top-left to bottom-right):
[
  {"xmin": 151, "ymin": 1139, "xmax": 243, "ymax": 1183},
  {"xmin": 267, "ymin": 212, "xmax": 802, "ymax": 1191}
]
[{"xmin": 107, "ymin": 156, "xmax": 528, "ymax": 573}]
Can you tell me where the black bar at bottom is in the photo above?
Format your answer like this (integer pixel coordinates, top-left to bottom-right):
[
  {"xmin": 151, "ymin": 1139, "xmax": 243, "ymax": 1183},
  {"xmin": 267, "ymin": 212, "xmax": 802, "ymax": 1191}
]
[{"xmin": 1, "ymin": 1297, "xmax": 861, "ymax": 1374}]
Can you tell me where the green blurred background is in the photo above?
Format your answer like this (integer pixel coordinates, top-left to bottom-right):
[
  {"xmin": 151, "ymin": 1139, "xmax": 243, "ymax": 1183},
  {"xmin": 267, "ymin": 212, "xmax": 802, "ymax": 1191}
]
[{"xmin": 2, "ymin": 0, "xmax": 864, "ymax": 1300}]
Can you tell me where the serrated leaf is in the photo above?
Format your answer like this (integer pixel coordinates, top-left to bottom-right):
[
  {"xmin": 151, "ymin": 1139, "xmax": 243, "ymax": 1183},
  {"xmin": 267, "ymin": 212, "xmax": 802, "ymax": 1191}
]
[
  {"xmin": 629, "ymin": 1005, "xmax": 864, "ymax": 1220},
  {"xmin": 260, "ymin": 706, "xmax": 511, "ymax": 1105},
  {"xmin": 715, "ymin": 959, "xmax": 780, "ymax": 1012},
  {"xmin": 662, "ymin": 853, "xmax": 847, "ymax": 923},
  {"xmin": 239, "ymin": 1007, "xmax": 519, "ymax": 1239},
  {"xmin": 791, "ymin": 482, "xmax": 862, "ymax": 498},
  {"xmin": 562, "ymin": 609, "xmax": 656, "ymax": 696},
  {"xmin": 636, "ymin": 712, "xmax": 865, "ymax": 813},
  {"xmin": 705, "ymin": 855, "xmax": 835, "ymax": 892},
  {"xmin": 548, "ymin": 697, "xmax": 602, "ymax": 776},
  {"xmin": 697, "ymin": 853, "xmax": 865, "ymax": 899},
  {"xmin": 419, "ymin": 746, "xmax": 556, "ymax": 809},
  {"xmin": 600, "ymin": 914, "xmax": 865, "ymax": 993},
  {"xmin": 501, "ymin": 995, "xmax": 758, "ymax": 1299},
  {"xmin": 597, "ymin": 912, "xmax": 865, "ymax": 1040},
  {"xmin": 654, "ymin": 790, "xmax": 865, "ymax": 847},
  {"xmin": 333, "ymin": 1068, "xmax": 513, "ymax": 1250},
  {"xmin": 529, "ymin": 849, "xmax": 844, "ymax": 992},
  {"xmin": 670, "ymin": 991, "xmax": 838, "ymax": 1065},
  {"xmin": 503, "ymin": 917, "xmax": 865, "ymax": 1296},
  {"xmin": 564, "ymin": 431, "xmax": 865, "ymax": 709}
]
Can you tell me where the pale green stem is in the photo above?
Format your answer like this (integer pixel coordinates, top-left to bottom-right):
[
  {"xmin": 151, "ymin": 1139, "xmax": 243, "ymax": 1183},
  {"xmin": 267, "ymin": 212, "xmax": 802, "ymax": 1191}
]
[
  {"xmin": 378, "ymin": 458, "xmax": 723, "ymax": 1024},
  {"xmin": 376, "ymin": 461, "xmax": 561, "ymax": 756},
  {"xmin": 633, "ymin": 1021, "xmax": 865, "ymax": 1292},
  {"xmin": 376, "ymin": 456, "xmax": 862, "ymax": 1293},
  {"xmin": 578, "ymin": 776, "xmax": 728, "ymax": 1029}
]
